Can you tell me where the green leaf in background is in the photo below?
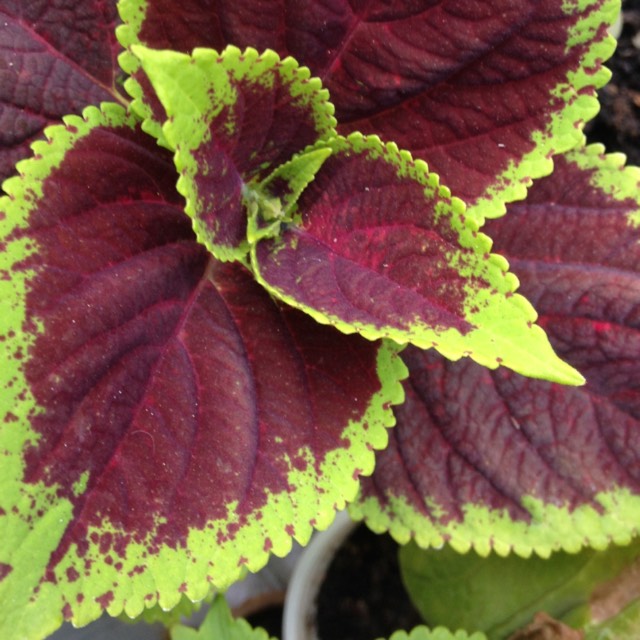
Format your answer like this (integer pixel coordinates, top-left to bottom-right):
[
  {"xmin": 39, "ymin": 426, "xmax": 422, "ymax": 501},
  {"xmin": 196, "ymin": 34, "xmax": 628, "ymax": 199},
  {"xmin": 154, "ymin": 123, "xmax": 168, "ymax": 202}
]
[
  {"xmin": 379, "ymin": 626, "xmax": 487, "ymax": 640},
  {"xmin": 171, "ymin": 596, "xmax": 274, "ymax": 640},
  {"xmin": 399, "ymin": 537, "xmax": 640, "ymax": 639}
]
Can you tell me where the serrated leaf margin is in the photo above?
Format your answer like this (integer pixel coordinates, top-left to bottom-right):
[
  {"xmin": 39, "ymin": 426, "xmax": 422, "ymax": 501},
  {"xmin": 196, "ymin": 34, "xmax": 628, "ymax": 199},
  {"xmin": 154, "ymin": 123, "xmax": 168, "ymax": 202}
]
[{"xmin": 252, "ymin": 133, "xmax": 583, "ymax": 385}]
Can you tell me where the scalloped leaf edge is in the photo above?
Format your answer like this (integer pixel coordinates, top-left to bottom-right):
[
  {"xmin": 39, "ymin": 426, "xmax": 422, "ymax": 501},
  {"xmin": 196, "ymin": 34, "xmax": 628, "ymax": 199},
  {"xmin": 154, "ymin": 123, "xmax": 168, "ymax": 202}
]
[
  {"xmin": 466, "ymin": 0, "xmax": 619, "ymax": 223},
  {"xmin": 252, "ymin": 132, "xmax": 584, "ymax": 385}
]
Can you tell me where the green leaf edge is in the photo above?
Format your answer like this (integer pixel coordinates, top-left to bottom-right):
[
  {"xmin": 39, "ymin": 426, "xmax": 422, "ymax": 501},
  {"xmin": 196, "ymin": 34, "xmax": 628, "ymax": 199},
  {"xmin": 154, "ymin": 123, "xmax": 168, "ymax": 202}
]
[
  {"xmin": 116, "ymin": 0, "xmax": 169, "ymax": 145},
  {"xmin": 467, "ymin": 0, "xmax": 619, "ymax": 224},
  {"xmin": 0, "ymin": 101, "xmax": 138, "ymax": 451},
  {"xmin": 128, "ymin": 591, "xmax": 211, "ymax": 626},
  {"xmin": 131, "ymin": 43, "xmax": 337, "ymax": 262},
  {"xmin": 351, "ymin": 487, "xmax": 640, "ymax": 560},
  {"xmin": 171, "ymin": 596, "xmax": 276, "ymax": 640},
  {"xmin": 251, "ymin": 132, "xmax": 584, "ymax": 385},
  {"xmin": 377, "ymin": 626, "xmax": 487, "ymax": 640},
  {"xmin": 564, "ymin": 137, "xmax": 640, "ymax": 228},
  {"xmin": 0, "ymin": 102, "xmax": 143, "ymax": 640}
]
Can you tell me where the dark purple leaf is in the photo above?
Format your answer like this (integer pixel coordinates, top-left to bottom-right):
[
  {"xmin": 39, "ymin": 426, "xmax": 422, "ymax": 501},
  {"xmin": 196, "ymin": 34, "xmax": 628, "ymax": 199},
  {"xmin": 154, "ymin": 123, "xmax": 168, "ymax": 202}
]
[
  {"xmin": 0, "ymin": 0, "xmax": 125, "ymax": 186},
  {"xmin": 0, "ymin": 105, "xmax": 401, "ymax": 634},
  {"xmin": 253, "ymin": 134, "xmax": 583, "ymax": 384},
  {"xmin": 354, "ymin": 144, "xmax": 640, "ymax": 553},
  {"xmin": 123, "ymin": 0, "xmax": 615, "ymax": 214},
  {"xmin": 133, "ymin": 46, "xmax": 336, "ymax": 259}
]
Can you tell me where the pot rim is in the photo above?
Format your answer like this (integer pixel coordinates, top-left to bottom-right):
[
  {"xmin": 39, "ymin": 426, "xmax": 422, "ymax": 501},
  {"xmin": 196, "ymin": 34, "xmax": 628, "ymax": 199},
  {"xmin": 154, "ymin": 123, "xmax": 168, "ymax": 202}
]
[{"xmin": 282, "ymin": 510, "xmax": 357, "ymax": 640}]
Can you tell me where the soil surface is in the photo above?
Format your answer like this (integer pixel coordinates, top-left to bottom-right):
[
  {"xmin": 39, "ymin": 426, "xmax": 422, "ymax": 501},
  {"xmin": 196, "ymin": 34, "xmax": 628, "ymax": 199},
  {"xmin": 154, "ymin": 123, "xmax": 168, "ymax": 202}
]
[{"xmin": 315, "ymin": 526, "xmax": 423, "ymax": 640}]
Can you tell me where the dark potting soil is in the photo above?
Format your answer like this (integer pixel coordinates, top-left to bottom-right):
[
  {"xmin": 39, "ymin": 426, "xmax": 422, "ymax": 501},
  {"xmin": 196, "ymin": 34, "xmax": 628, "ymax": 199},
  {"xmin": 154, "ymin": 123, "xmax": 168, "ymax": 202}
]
[
  {"xmin": 248, "ymin": 8, "xmax": 640, "ymax": 640},
  {"xmin": 315, "ymin": 525, "xmax": 423, "ymax": 640},
  {"xmin": 244, "ymin": 526, "xmax": 422, "ymax": 640},
  {"xmin": 246, "ymin": 605, "xmax": 287, "ymax": 637}
]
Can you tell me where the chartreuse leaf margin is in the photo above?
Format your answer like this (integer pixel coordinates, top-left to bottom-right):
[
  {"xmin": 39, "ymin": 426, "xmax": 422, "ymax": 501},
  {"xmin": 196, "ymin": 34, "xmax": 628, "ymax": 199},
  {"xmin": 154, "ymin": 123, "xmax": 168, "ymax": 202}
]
[
  {"xmin": 0, "ymin": 105, "xmax": 139, "ymax": 640},
  {"xmin": 117, "ymin": 0, "xmax": 164, "ymax": 141},
  {"xmin": 0, "ymin": 102, "xmax": 407, "ymax": 638},
  {"xmin": 461, "ymin": 0, "xmax": 619, "ymax": 223},
  {"xmin": 251, "ymin": 133, "xmax": 584, "ymax": 385},
  {"xmin": 352, "ymin": 139, "xmax": 640, "ymax": 559},
  {"xmin": 132, "ymin": 44, "xmax": 337, "ymax": 262}
]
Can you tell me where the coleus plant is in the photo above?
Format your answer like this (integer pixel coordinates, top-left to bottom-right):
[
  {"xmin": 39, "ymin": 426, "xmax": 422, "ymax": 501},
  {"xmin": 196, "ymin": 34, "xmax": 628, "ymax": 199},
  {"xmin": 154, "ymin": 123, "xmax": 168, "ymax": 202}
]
[{"xmin": 0, "ymin": 0, "xmax": 638, "ymax": 639}]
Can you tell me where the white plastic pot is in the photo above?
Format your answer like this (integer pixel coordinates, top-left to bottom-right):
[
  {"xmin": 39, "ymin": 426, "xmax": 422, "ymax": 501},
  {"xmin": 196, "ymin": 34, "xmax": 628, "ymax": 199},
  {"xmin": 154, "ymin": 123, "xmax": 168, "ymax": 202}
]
[{"xmin": 282, "ymin": 511, "xmax": 357, "ymax": 640}]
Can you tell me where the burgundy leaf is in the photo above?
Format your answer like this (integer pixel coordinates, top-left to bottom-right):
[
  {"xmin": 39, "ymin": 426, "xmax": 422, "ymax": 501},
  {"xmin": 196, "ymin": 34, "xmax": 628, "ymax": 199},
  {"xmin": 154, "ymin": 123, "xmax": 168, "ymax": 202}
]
[
  {"xmin": 132, "ymin": 46, "xmax": 336, "ymax": 259},
  {"xmin": 252, "ymin": 134, "xmax": 583, "ymax": 384},
  {"xmin": 0, "ymin": 0, "xmax": 124, "ymax": 186},
  {"xmin": 1, "ymin": 106, "xmax": 399, "ymax": 630},
  {"xmin": 126, "ymin": 0, "xmax": 613, "ymax": 211},
  {"xmin": 253, "ymin": 137, "xmax": 475, "ymax": 337},
  {"xmin": 356, "ymin": 145, "xmax": 640, "ymax": 553},
  {"xmin": 26, "ymin": 258, "xmax": 388, "ymax": 556}
]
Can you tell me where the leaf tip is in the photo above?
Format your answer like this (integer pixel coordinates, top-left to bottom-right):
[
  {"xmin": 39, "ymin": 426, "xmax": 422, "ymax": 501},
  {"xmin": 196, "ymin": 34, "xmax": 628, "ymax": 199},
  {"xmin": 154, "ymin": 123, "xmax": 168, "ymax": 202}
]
[{"xmin": 554, "ymin": 361, "xmax": 586, "ymax": 387}]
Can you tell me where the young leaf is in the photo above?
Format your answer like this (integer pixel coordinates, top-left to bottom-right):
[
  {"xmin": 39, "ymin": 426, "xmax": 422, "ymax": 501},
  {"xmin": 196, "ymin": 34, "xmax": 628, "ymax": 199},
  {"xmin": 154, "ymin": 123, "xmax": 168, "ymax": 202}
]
[
  {"xmin": 352, "ymin": 142, "xmax": 640, "ymax": 556},
  {"xmin": 379, "ymin": 628, "xmax": 487, "ymax": 640},
  {"xmin": 256, "ymin": 146, "xmax": 334, "ymax": 218},
  {"xmin": 117, "ymin": 0, "xmax": 618, "ymax": 220},
  {"xmin": 132, "ymin": 45, "xmax": 336, "ymax": 261},
  {"xmin": 399, "ymin": 539, "xmax": 640, "ymax": 639},
  {"xmin": 0, "ymin": 0, "xmax": 125, "ymax": 185},
  {"xmin": 252, "ymin": 134, "xmax": 583, "ymax": 385},
  {"xmin": 0, "ymin": 104, "xmax": 405, "ymax": 638},
  {"xmin": 171, "ymin": 596, "xmax": 274, "ymax": 640}
]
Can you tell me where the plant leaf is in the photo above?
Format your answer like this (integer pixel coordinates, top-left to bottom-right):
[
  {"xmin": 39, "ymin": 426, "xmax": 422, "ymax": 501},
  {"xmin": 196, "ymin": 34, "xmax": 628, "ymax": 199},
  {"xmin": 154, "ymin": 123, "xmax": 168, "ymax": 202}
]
[
  {"xmin": 171, "ymin": 596, "xmax": 274, "ymax": 640},
  {"xmin": 258, "ymin": 146, "xmax": 334, "ymax": 218},
  {"xmin": 0, "ymin": 0, "xmax": 125, "ymax": 186},
  {"xmin": 252, "ymin": 133, "xmax": 583, "ymax": 385},
  {"xmin": 246, "ymin": 146, "xmax": 334, "ymax": 244},
  {"xmin": 379, "ymin": 627, "xmax": 487, "ymax": 640},
  {"xmin": 132, "ymin": 45, "xmax": 336, "ymax": 261},
  {"xmin": 399, "ymin": 538, "xmax": 640, "ymax": 639},
  {"xmin": 117, "ymin": 0, "xmax": 618, "ymax": 220},
  {"xmin": 351, "ymin": 142, "xmax": 640, "ymax": 555},
  {"xmin": 0, "ymin": 104, "xmax": 405, "ymax": 638}
]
